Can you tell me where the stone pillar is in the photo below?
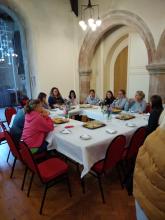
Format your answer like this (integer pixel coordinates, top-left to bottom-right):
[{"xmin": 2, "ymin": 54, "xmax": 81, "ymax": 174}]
[
  {"xmin": 147, "ymin": 64, "xmax": 165, "ymax": 103},
  {"xmin": 79, "ymin": 70, "xmax": 92, "ymax": 103}
]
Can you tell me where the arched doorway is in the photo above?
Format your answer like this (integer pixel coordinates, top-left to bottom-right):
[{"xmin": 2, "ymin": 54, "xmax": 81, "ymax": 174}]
[
  {"xmin": 79, "ymin": 10, "xmax": 156, "ymax": 102},
  {"xmin": 0, "ymin": 5, "xmax": 31, "ymax": 107}
]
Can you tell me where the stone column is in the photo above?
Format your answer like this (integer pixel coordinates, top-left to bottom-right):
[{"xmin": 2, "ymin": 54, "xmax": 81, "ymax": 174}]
[
  {"xmin": 147, "ymin": 64, "xmax": 165, "ymax": 103},
  {"xmin": 79, "ymin": 70, "xmax": 92, "ymax": 103}
]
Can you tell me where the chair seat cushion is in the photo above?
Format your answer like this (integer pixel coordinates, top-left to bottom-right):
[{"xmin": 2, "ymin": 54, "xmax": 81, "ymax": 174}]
[
  {"xmin": 91, "ymin": 160, "xmax": 104, "ymax": 174},
  {"xmin": 38, "ymin": 158, "xmax": 68, "ymax": 182}
]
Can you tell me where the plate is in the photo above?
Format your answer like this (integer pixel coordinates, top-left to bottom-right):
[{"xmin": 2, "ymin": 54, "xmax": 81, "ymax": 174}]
[
  {"xmin": 60, "ymin": 129, "xmax": 71, "ymax": 134},
  {"xmin": 52, "ymin": 118, "xmax": 69, "ymax": 124},
  {"xmin": 105, "ymin": 129, "xmax": 117, "ymax": 134},
  {"xmin": 83, "ymin": 120, "xmax": 106, "ymax": 129},
  {"xmin": 80, "ymin": 134, "xmax": 92, "ymax": 140},
  {"xmin": 116, "ymin": 114, "xmax": 135, "ymax": 120},
  {"xmin": 79, "ymin": 104, "xmax": 92, "ymax": 108},
  {"xmin": 125, "ymin": 122, "xmax": 136, "ymax": 127},
  {"xmin": 111, "ymin": 108, "xmax": 122, "ymax": 114}
]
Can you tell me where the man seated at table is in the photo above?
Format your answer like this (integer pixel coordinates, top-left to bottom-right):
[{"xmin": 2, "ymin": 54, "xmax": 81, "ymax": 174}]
[
  {"xmin": 111, "ymin": 89, "xmax": 128, "ymax": 110},
  {"xmin": 85, "ymin": 89, "xmax": 100, "ymax": 105}
]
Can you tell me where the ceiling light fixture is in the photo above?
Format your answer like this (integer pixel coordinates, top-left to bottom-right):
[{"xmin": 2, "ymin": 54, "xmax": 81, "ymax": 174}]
[{"xmin": 79, "ymin": 0, "xmax": 102, "ymax": 32}]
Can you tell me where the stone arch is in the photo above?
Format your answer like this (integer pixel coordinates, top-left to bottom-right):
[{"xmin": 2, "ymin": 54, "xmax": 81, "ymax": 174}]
[
  {"xmin": 0, "ymin": 3, "xmax": 32, "ymax": 98},
  {"xmin": 156, "ymin": 29, "xmax": 165, "ymax": 63},
  {"xmin": 79, "ymin": 10, "xmax": 156, "ymax": 73}
]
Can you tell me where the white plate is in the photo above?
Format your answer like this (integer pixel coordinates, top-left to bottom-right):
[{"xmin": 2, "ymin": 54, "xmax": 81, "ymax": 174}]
[
  {"xmin": 105, "ymin": 129, "xmax": 117, "ymax": 134},
  {"xmin": 60, "ymin": 129, "xmax": 71, "ymax": 134},
  {"xmin": 125, "ymin": 122, "xmax": 136, "ymax": 127},
  {"xmin": 80, "ymin": 134, "xmax": 92, "ymax": 140}
]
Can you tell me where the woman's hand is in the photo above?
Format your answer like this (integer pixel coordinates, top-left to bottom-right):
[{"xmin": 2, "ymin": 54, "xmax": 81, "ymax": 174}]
[{"xmin": 40, "ymin": 109, "xmax": 50, "ymax": 117}]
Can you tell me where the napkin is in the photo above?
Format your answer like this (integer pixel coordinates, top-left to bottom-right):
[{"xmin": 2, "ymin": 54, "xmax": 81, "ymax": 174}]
[
  {"xmin": 65, "ymin": 125, "xmax": 74, "ymax": 129},
  {"xmin": 106, "ymin": 129, "xmax": 117, "ymax": 134},
  {"xmin": 61, "ymin": 129, "xmax": 71, "ymax": 134}
]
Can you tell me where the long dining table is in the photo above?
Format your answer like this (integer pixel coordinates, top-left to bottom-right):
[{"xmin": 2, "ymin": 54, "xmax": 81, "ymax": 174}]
[{"xmin": 48, "ymin": 107, "xmax": 148, "ymax": 177}]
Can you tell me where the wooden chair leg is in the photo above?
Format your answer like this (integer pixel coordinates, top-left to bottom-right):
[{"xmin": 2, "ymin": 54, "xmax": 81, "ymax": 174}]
[
  {"xmin": 21, "ymin": 166, "xmax": 28, "ymax": 191},
  {"xmin": 97, "ymin": 175, "xmax": 105, "ymax": 203},
  {"xmin": 39, "ymin": 184, "xmax": 48, "ymax": 215},
  {"xmin": 7, "ymin": 150, "xmax": 11, "ymax": 163},
  {"xmin": 27, "ymin": 172, "xmax": 34, "ymax": 197},
  {"xmin": 66, "ymin": 175, "xmax": 72, "ymax": 197},
  {"xmin": 10, "ymin": 157, "xmax": 17, "ymax": 178}
]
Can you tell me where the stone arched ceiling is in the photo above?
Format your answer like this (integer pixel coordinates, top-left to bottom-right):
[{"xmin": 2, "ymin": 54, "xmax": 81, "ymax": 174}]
[{"xmin": 79, "ymin": 10, "xmax": 156, "ymax": 72}]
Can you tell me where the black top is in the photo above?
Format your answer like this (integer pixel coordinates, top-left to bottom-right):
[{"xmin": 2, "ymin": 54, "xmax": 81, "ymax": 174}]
[
  {"xmin": 146, "ymin": 107, "xmax": 163, "ymax": 135},
  {"xmin": 104, "ymin": 97, "xmax": 115, "ymax": 106},
  {"xmin": 48, "ymin": 96, "xmax": 64, "ymax": 108}
]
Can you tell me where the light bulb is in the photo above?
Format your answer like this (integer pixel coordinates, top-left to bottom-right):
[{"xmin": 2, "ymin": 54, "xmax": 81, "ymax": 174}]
[
  {"xmin": 96, "ymin": 18, "xmax": 102, "ymax": 26},
  {"xmin": 81, "ymin": 23, "xmax": 87, "ymax": 31},
  {"xmin": 88, "ymin": 18, "xmax": 94, "ymax": 27},
  {"xmin": 79, "ymin": 20, "xmax": 85, "ymax": 27},
  {"xmin": 91, "ymin": 23, "xmax": 97, "ymax": 31}
]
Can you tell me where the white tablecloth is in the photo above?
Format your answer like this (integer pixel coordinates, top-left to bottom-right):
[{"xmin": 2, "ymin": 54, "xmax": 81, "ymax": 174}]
[{"xmin": 48, "ymin": 109, "xmax": 148, "ymax": 178}]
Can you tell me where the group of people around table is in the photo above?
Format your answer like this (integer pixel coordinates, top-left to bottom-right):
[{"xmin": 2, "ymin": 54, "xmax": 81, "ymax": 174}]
[{"xmin": 8, "ymin": 86, "xmax": 165, "ymax": 220}]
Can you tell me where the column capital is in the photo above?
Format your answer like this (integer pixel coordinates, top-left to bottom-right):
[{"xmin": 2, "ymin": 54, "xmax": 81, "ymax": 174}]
[
  {"xmin": 146, "ymin": 63, "xmax": 165, "ymax": 74},
  {"xmin": 79, "ymin": 69, "xmax": 92, "ymax": 76}
]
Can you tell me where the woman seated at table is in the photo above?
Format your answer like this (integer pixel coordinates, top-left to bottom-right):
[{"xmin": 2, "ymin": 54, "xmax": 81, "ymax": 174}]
[
  {"xmin": 104, "ymin": 90, "xmax": 115, "ymax": 106},
  {"xmin": 111, "ymin": 89, "xmax": 128, "ymax": 110},
  {"xmin": 85, "ymin": 89, "xmax": 100, "ymax": 105},
  {"xmin": 146, "ymin": 95, "xmax": 163, "ymax": 135},
  {"xmin": 48, "ymin": 87, "xmax": 64, "ymax": 109},
  {"xmin": 10, "ymin": 96, "xmax": 29, "ymax": 144},
  {"xmin": 38, "ymin": 92, "xmax": 49, "ymax": 109},
  {"xmin": 125, "ymin": 91, "xmax": 146, "ymax": 113},
  {"xmin": 22, "ymin": 99, "xmax": 54, "ymax": 153},
  {"xmin": 68, "ymin": 90, "xmax": 78, "ymax": 106}
]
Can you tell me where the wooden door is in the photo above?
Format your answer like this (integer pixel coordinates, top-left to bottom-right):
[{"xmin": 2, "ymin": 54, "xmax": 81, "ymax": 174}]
[{"xmin": 114, "ymin": 47, "xmax": 128, "ymax": 97}]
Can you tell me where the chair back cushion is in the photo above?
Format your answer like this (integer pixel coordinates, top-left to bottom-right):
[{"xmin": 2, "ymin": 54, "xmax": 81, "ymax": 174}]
[
  {"xmin": 126, "ymin": 127, "xmax": 146, "ymax": 160},
  {"xmin": 19, "ymin": 141, "xmax": 37, "ymax": 173},
  {"xmin": 5, "ymin": 131, "xmax": 21, "ymax": 159},
  {"xmin": 104, "ymin": 135, "xmax": 126, "ymax": 171},
  {"xmin": 5, "ymin": 107, "xmax": 16, "ymax": 125}
]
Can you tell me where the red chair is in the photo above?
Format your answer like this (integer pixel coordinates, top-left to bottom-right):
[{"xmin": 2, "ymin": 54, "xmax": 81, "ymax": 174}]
[
  {"xmin": 0, "ymin": 121, "xmax": 6, "ymax": 144},
  {"xmin": 88, "ymin": 135, "xmax": 126, "ymax": 203},
  {"xmin": 123, "ymin": 127, "xmax": 146, "ymax": 160},
  {"xmin": 5, "ymin": 107, "xmax": 16, "ymax": 163},
  {"xmin": 145, "ymin": 103, "xmax": 151, "ymax": 113},
  {"xmin": 5, "ymin": 107, "xmax": 16, "ymax": 126},
  {"xmin": 19, "ymin": 141, "xmax": 72, "ymax": 214},
  {"xmin": 4, "ymin": 130, "xmax": 23, "ymax": 178}
]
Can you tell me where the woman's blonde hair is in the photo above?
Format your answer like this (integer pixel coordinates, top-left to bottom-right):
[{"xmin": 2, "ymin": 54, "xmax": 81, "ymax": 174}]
[{"xmin": 136, "ymin": 91, "xmax": 145, "ymax": 100}]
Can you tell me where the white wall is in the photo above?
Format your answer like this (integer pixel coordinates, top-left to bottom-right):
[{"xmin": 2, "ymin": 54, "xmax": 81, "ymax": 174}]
[{"xmin": 127, "ymin": 32, "xmax": 149, "ymax": 101}]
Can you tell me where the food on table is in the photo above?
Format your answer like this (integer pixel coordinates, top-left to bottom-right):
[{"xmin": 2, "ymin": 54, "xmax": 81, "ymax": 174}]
[
  {"xmin": 79, "ymin": 104, "xmax": 92, "ymax": 108},
  {"xmin": 111, "ymin": 108, "xmax": 122, "ymax": 114},
  {"xmin": 83, "ymin": 120, "xmax": 105, "ymax": 129},
  {"xmin": 52, "ymin": 118, "xmax": 69, "ymax": 124},
  {"xmin": 116, "ymin": 114, "xmax": 135, "ymax": 120}
]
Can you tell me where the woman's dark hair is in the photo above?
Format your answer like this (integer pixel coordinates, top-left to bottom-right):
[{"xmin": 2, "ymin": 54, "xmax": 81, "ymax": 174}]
[
  {"xmin": 89, "ymin": 89, "xmax": 95, "ymax": 94},
  {"xmin": 119, "ymin": 89, "xmax": 126, "ymax": 95},
  {"xmin": 38, "ymin": 92, "xmax": 47, "ymax": 102},
  {"xmin": 50, "ymin": 87, "xmax": 62, "ymax": 98},
  {"xmin": 106, "ymin": 90, "xmax": 114, "ymax": 99},
  {"xmin": 69, "ymin": 90, "xmax": 76, "ymax": 99},
  {"xmin": 20, "ymin": 95, "xmax": 29, "ymax": 107},
  {"xmin": 25, "ymin": 99, "xmax": 41, "ymax": 113},
  {"xmin": 150, "ymin": 95, "xmax": 163, "ymax": 109}
]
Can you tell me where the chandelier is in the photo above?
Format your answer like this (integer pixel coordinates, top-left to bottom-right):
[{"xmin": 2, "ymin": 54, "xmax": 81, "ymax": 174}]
[{"xmin": 79, "ymin": 0, "xmax": 102, "ymax": 31}]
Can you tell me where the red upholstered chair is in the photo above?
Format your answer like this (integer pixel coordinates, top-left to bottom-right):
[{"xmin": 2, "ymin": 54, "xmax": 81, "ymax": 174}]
[
  {"xmin": 5, "ymin": 107, "xmax": 16, "ymax": 163},
  {"xmin": 4, "ymin": 130, "xmax": 23, "ymax": 178},
  {"xmin": 145, "ymin": 103, "xmax": 151, "ymax": 113},
  {"xmin": 0, "ymin": 121, "xmax": 6, "ymax": 144},
  {"xmin": 123, "ymin": 127, "xmax": 146, "ymax": 161},
  {"xmin": 5, "ymin": 107, "xmax": 16, "ymax": 126},
  {"xmin": 19, "ymin": 141, "xmax": 72, "ymax": 214},
  {"xmin": 89, "ymin": 135, "xmax": 126, "ymax": 203}
]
